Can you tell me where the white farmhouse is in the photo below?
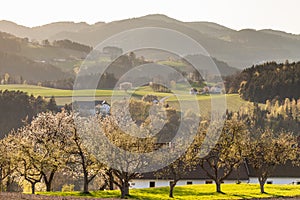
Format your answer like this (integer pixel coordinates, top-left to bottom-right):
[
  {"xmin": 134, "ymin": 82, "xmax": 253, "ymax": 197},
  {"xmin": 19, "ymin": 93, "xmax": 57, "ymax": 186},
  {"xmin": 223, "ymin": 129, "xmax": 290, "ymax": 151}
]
[
  {"xmin": 130, "ymin": 162, "xmax": 250, "ymax": 189},
  {"xmin": 248, "ymin": 162, "xmax": 300, "ymax": 185}
]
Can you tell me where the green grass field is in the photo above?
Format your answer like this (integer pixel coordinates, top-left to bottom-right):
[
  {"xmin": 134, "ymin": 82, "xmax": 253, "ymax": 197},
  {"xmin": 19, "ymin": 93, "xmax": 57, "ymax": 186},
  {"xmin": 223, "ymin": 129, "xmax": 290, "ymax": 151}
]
[
  {"xmin": 0, "ymin": 84, "xmax": 250, "ymax": 112},
  {"xmin": 0, "ymin": 84, "xmax": 171, "ymax": 97},
  {"xmin": 38, "ymin": 184, "xmax": 300, "ymax": 199}
]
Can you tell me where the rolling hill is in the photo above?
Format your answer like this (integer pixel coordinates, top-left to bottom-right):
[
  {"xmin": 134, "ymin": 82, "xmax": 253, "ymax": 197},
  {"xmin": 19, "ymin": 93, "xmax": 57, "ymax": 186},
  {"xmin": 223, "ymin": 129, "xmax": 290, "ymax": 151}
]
[
  {"xmin": 0, "ymin": 30, "xmax": 238, "ymax": 83},
  {"xmin": 0, "ymin": 51, "xmax": 66, "ymax": 81},
  {"xmin": 0, "ymin": 31, "xmax": 91, "ymax": 82},
  {"xmin": 1, "ymin": 14, "xmax": 300, "ymax": 69},
  {"xmin": 0, "ymin": 20, "xmax": 102, "ymax": 40}
]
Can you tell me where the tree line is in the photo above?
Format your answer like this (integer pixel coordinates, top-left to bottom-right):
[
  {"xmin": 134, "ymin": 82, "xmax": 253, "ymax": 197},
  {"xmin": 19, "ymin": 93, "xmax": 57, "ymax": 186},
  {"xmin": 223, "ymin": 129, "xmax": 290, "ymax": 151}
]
[
  {"xmin": 225, "ymin": 61, "xmax": 300, "ymax": 103},
  {"xmin": 0, "ymin": 95, "xmax": 299, "ymax": 198},
  {"xmin": 0, "ymin": 90, "xmax": 58, "ymax": 136},
  {"xmin": 51, "ymin": 39, "xmax": 93, "ymax": 53}
]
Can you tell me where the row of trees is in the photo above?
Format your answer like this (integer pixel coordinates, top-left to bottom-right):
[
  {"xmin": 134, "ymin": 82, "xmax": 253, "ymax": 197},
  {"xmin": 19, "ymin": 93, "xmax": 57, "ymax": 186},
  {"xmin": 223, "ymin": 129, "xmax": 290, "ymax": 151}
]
[
  {"xmin": 0, "ymin": 111, "xmax": 102, "ymax": 194},
  {"xmin": 157, "ymin": 118, "xmax": 298, "ymax": 197},
  {"xmin": 0, "ymin": 99, "xmax": 299, "ymax": 198},
  {"xmin": 51, "ymin": 39, "xmax": 93, "ymax": 53},
  {"xmin": 0, "ymin": 73, "xmax": 24, "ymax": 85}
]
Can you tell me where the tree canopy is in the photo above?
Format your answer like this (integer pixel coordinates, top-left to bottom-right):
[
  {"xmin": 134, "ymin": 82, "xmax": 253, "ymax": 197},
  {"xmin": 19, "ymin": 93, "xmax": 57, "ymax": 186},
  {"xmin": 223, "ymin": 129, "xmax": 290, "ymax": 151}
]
[{"xmin": 225, "ymin": 61, "xmax": 300, "ymax": 103}]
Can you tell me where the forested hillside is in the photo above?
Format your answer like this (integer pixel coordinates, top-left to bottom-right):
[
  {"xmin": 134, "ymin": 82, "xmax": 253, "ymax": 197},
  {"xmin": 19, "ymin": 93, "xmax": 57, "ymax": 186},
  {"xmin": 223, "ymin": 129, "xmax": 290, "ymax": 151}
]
[
  {"xmin": 0, "ymin": 51, "xmax": 66, "ymax": 82},
  {"xmin": 0, "ymin": 90, "xmax": 57, "ymax": 136},
  {"xmin": 0, "ymin": 31, "xmax": 91, "ymax": 84},
  {"xmin": 225, "ymin": 61, "xmax": 300, "ymax": 103}
]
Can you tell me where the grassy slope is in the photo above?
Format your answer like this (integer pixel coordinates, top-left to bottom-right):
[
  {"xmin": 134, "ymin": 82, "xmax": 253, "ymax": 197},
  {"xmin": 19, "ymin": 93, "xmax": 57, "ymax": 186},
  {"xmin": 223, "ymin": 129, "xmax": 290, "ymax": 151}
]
[
  {"xmin": 0, "ymin": 85, "xmax": 249, "ymax": 112},
  {"xmin": 38, "ymin": 184, "xmax": 300, "ymax": 199},
  {"xmin": 0, "ymin": 84, "xmax": 170, "ymax": 97}
]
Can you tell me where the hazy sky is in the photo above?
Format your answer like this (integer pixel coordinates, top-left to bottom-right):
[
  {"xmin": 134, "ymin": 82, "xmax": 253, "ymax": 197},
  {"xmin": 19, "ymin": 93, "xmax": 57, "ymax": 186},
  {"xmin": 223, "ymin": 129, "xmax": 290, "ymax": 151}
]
[{"xmin": 1, "ymin": 0, "xmax": 300, "ymax": 34}]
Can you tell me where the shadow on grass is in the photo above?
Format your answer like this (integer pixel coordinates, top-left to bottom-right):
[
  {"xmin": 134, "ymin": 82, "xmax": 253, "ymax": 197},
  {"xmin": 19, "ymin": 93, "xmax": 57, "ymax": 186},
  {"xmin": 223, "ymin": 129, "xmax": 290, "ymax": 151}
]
[
  {"xmin": 39, "ymin": 190, "xmax": 122, "ymax": 199},
  {"xmin": 172, "ymin": 186, "xmax": 229, "ymax": 199},
  {"xmin": 195, "ymin": 192, "xmax": 224, "ymax": 196},
  {"xmin": 263, "ymin": 192, "xmax": 285, "ymax": 198},
  {"xmin": 231, "ymin": 191, "xmax": 286, "ymax": 199}
]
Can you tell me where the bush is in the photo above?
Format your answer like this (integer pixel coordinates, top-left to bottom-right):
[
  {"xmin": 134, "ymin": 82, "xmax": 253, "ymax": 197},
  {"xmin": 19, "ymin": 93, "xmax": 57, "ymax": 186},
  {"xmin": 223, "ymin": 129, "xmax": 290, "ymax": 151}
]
[{"xmin": 62, "ymin": 184, "xmax": 75, "ymax": 192}]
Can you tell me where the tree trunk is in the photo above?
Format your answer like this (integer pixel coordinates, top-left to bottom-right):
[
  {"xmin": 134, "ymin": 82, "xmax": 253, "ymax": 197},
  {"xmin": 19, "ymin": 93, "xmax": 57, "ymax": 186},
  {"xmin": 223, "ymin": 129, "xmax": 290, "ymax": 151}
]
[
  {"xmin": 0, "ymin": 167, "xmax": 2, "ymax": 192},
  {"xmin": 83, "ymin": 171, "xmax": 89, "ymax": 194},
  {"xmin": 259, "ymin": 179, "xmax": 266, "ymax": 193},
  {"xmin": 44, "ymin": 171, "xmax": 55, "ymax": 192},
  {"xmin": 120, "ymin": 181, "xmax": 130, "ymax": 199},
  {"xmin": 6, "ymin": 176, "xmax": 11, "ymax": 192},
  {"xmin": 169, "ymin": 182, "xmax": 177, "ymax": 198},
  {"xmin": 109, "ymin": 171, "xmax": 114, "ymax": 190},
  {"xmin": 216, "ymin": 181, "xmax": 222, "ymax": 193},
  {"xmin": 31, "ymin": 182, "xmax": 36, "ymax": 194},
  {"xmin": 45, "ymin": 181, "xmax": 52, "ymax": 192}
]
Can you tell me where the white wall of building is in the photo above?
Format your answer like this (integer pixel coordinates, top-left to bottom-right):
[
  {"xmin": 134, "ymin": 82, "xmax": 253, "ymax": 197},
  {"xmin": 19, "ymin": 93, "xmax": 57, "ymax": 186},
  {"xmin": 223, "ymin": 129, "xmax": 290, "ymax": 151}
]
[
  {"xmin": 130, "ymin": 179, "xmax": 249, "ymax": 189},
  {"xmin": 130, "ymin": 178, "xmax": 300, "ymax": 189},
  {"xmin": 249, "ymin": 177, "xmax": 300, "ymax": 185}
]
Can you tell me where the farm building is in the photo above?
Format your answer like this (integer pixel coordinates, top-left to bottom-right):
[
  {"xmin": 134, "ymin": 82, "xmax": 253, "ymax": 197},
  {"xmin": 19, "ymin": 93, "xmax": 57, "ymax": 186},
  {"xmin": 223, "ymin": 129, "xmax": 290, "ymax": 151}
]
[
  {"xmin": 130, "ymin": 161, "xmax": 300, "ymax": 189},
  {"xmin": 130, "ymin": 162, "xmax": 250, "ymax": 189},
  {"xmin": 248, "ymin": 161, "xmax": 300, "ymax": 185}
]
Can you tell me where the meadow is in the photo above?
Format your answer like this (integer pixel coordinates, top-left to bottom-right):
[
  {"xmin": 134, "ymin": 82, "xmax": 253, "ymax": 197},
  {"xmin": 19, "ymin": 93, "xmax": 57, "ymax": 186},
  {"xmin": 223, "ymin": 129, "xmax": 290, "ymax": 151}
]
[
  {"xmin": 0, "ymin": 84, "xmax": 250, "ymax": 112},
  {"xmin": 37, "ymin": 184, "xmax": 300, "ymax": 199}
]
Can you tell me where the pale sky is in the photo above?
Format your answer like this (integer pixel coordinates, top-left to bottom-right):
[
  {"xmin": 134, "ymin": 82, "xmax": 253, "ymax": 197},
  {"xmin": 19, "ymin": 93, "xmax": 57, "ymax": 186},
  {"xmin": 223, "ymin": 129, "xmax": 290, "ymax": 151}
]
[{"xmin": 1, "ymin": 0, "xmax": 300, "ymax": 34}]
